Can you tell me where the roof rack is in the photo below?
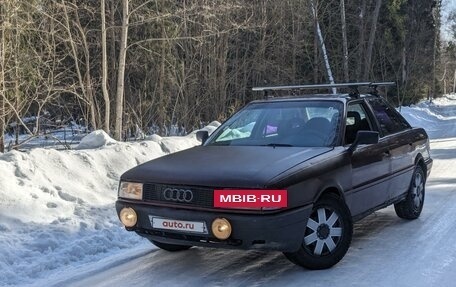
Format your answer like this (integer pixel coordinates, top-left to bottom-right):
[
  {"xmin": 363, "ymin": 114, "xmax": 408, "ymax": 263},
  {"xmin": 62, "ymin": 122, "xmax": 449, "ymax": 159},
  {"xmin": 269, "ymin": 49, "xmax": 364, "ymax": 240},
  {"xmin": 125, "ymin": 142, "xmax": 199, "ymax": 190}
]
[
  {"xmin": 252, "ymin": 82, "xmax": 395, "ymax": 98},
  {"xmin": 369, "ymin": 82, "xmax": 396, "ymax": 95}
]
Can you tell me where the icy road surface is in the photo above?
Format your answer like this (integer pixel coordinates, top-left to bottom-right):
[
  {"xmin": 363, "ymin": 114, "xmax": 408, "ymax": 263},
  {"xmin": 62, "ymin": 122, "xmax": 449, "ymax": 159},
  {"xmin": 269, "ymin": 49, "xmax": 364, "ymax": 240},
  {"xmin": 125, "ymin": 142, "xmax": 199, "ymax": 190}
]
[{"xmin": 36, "ymin": 139, "xmax": 456, "ymax": 287}]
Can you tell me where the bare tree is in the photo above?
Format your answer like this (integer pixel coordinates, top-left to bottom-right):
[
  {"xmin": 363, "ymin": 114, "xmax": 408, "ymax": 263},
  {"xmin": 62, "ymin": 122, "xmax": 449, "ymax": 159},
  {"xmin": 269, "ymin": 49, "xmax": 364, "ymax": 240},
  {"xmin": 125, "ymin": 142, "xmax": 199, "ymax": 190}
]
[
  {"xmin": 311, "ymin": 0, "xmax": 336, "ymax": 93},
  {"xmin": 101, "ymin": 0, "xmax": 110, "ymax": 133},
  {"xmin": 114, "ymin": 0, "xmax": 129, "ymax": 140},
  {"xmin": 356, "ymin": 0, "xmax": 367, "ymax": 81},
  {"xmin": 363, "ymin": 0, "xmax": 382, "ymax": 80},
  {"xmin": 62, "ymin": 1, "xmax": 97, "ymax": 130},
  {"xmin": 340, "ymin": 0, "xmax": 349, "ymax": 82},
  {"xmin": 0, "ymin": 2, "xmax": 5, "ymax": 152}
]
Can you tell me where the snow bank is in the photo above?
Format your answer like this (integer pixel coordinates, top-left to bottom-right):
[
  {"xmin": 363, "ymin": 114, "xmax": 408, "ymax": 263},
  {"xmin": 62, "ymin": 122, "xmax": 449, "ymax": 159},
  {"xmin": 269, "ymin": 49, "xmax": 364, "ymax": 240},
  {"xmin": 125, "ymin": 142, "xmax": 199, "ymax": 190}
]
[
  {"xmin": 399, "ymin": 94, "xmax": 456, "ymax": 139},
  {"xmin": 0, "ymin": 130, "xmax": 202, "ymax": 286},
  {"xmin": 193, "ymin": 121, "xmax": 221, "ymax": 135},
  {"xmin": 76, "ymin": 130, "xmax": 117, "ymax": 149}
]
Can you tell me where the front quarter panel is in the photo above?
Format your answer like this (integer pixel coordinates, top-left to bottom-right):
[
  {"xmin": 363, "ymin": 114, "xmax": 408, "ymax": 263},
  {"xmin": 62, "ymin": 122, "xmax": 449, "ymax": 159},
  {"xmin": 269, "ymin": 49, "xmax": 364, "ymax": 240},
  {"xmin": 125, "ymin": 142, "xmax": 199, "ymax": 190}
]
[{"xmin": 267, "ymin": 147, "xmax": 352, "ymax": 208}]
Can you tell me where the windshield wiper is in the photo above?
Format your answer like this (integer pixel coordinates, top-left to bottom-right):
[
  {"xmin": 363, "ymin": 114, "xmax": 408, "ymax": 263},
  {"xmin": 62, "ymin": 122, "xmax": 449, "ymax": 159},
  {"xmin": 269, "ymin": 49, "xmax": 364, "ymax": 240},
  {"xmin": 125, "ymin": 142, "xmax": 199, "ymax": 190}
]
[{"xmin": 262, "ymin": 143, "xmax": 294, "ymax": 147}]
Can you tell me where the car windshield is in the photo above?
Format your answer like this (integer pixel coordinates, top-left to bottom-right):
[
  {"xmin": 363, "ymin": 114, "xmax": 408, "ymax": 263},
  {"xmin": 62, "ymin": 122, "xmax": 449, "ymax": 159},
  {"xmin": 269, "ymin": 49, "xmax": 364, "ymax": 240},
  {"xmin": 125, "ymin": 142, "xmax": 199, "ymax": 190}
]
[{"xmin": 207, "ymin": 100, "xmax": 343, "ymax": 147}]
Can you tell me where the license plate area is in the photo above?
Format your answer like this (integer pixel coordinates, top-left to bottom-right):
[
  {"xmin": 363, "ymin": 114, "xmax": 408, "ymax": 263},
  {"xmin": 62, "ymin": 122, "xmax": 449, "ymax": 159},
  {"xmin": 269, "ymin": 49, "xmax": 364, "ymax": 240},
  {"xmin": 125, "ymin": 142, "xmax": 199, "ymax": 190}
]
[{"xmin": 149, "ymin": 216, "xmax": 208, "ymax": 234}]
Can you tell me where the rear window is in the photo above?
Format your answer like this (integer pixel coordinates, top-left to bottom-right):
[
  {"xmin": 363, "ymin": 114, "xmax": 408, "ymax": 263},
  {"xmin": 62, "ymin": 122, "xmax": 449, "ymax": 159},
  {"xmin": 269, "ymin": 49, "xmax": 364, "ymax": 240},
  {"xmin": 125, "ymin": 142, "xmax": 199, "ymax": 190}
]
[{"xmin": 368, "ymin": 99, "xmax": 411, "ymax": 136}]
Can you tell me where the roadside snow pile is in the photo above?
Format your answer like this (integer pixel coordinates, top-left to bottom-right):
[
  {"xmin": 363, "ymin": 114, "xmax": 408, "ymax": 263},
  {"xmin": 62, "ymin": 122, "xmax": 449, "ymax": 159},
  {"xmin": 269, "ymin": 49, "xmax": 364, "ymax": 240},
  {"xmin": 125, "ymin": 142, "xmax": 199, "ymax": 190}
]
[
  {"xmin": 146, "ymin": 121, "xmax": 220, "ymax": 153},
  {"xmin": 400, "ymin": 94, "xmax": 456, "ymax": 139},
  {"xmin": 76, "ymin": 130, "xmax": 117, "ymax": 149},
  {"xmin": 0, "ymin": 129, "xmax": 204, "ymax": 286},
  {"xmin": 198, "ymin": 120, "xmax": 221, "ymax": 135}
]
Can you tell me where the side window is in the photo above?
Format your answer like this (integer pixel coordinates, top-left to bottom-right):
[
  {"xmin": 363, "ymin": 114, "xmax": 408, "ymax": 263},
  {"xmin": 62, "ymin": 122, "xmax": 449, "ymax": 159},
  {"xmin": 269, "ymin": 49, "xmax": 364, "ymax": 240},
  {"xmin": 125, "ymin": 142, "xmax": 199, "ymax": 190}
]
[
  {"xmin": 345, "ymin": 103, "xmax": 372, "ymax": 145},
  {"xmin": 368, "ymin": 99, "xmax": 411, "ymax": 136}
]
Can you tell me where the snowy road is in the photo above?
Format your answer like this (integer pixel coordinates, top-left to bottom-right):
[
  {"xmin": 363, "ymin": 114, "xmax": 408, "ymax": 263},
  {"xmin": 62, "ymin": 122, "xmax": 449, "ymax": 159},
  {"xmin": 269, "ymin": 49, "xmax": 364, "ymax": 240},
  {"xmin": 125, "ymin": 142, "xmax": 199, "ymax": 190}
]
[{"xmin": 36, "ymin": 138, "xmax": 456, "ymax": 287}]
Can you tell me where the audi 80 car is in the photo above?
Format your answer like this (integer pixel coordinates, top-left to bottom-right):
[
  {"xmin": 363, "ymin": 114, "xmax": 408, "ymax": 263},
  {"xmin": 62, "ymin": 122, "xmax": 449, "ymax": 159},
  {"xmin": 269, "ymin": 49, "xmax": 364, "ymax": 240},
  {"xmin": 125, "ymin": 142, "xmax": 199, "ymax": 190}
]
[{"xmin": 116, "ymin": 82, "xmax": 432, "ymax": 269}]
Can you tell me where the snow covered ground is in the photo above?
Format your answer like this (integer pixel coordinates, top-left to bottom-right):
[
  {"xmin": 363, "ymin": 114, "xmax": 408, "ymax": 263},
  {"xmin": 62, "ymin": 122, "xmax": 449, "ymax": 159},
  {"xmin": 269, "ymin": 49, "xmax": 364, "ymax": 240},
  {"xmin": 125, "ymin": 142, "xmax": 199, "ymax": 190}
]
[
  {"xmin": 1, "ymin": 96, "xmax": 456, "ymax": 287},
  {"xmin": 0, "ymin": 123, "xmax": 219, "ymax": 287}
]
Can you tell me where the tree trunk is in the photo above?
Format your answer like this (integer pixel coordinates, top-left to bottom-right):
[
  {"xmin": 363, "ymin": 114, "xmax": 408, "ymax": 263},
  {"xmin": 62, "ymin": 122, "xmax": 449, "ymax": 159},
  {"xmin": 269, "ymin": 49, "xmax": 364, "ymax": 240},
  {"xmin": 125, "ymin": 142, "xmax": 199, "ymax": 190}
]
[
  {"xmin": 313, "ymin": 0, "xmax": 319, "ymax": 84},
  {"xmin": 363, "ymin": 0, "xmax": 382, "ymax": 81},
  {"xmin": 401, "ymin": 46, "xmax": 407, "ymax": 85},
  {"xmin": 62, "ymin": 1, "xmax": 91, "ymax": 129},
  {"xmin": 101, "ymin": 0, "xmax": 110, "ymax": 134},
  {"xmin": 157, "ymin": 24, "xmax": 166, "ymax": 132},
  {"xmin": 114, "ymin": 0, "xmax": 129, "ymax": 140},
  {"xmin": 109, "ymin": 0, "xmax": 117, "ymax": 99},
  {"xmin": 13, "ymin": 5, "xmax": 19, "ymax": 146},
  {"xmin": 340, "ymin": 0, "xmax": 349, "ymax": 82},
  {"xmin": 432, "ymin": 7, "xmax": 437, "ymax": 99},
  {"xmin": 0, "ymin": 3, "xmax": 5, "ymax": 153},
  {"xmin": 311, "ymin": 0, "xmax": 336, "ymax": 93},
  {"xmin": 453, "ymin": 69, "xmax": 456, "ymax": 93},
  {"xmin": 356, "ymin": 0, "xmax": 367, "ymax": 81}
]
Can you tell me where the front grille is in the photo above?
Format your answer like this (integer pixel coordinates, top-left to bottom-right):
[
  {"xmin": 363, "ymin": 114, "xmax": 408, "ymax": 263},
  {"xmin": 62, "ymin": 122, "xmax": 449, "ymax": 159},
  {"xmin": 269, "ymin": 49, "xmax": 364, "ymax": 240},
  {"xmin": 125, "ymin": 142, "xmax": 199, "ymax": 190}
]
[{"xmin": 143, "ymin": 183, "xmax": 214, "ymax": 208}]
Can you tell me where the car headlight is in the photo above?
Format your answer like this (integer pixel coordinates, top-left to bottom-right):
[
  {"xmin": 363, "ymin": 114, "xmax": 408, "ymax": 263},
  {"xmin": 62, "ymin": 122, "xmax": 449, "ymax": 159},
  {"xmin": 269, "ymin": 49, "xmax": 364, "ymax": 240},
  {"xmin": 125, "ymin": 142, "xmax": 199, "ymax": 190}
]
[{"xmin": 118, "ymin": 182, "xmax": 143, "ymax": 200}]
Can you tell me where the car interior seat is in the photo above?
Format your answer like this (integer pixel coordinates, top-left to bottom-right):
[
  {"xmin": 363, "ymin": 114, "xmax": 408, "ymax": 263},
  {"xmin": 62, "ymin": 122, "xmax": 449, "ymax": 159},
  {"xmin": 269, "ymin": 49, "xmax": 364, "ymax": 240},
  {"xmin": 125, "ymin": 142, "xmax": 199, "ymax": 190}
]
[
  {"xmin": 302, "ymin": 117, "xmax": 332, "ymax": 145},
  {"xmin": 277, "ymin": 117, "xmax": 306, "ymax": 138}
]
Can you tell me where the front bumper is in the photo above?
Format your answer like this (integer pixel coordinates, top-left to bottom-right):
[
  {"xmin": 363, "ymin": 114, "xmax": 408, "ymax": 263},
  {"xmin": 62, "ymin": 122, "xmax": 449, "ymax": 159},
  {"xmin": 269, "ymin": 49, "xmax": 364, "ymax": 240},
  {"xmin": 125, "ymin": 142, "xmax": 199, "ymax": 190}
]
[{"xmin": 116, "ymin": 200, "xmax": 312, "ymax": 252}]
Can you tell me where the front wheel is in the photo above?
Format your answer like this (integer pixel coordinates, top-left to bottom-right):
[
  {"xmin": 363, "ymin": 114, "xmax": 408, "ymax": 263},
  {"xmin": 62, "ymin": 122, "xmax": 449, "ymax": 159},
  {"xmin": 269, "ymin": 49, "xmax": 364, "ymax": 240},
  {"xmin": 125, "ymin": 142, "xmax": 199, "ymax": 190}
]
[
  {"xmin": 284, "ymin": 194, "xmax": 353, "ymax": 270},
  {"xmin": 394, "ymin": 165, "xmax": 425, "ymax": 219},
  {"xmin": 150, "ymin": 240, "xmax": 192, "ymax": 252}
]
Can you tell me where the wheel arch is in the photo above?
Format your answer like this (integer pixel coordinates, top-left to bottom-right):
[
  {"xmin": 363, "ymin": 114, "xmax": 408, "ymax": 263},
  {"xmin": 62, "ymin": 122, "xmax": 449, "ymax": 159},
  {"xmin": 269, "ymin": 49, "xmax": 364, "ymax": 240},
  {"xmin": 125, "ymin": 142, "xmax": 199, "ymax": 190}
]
[
  {"xmin": 415, "ymin": 153, "xmax": 427, "ymax": 180},
  {"xmin": 314, "ymin": 185, "xmax": 345, "ymax": 203}
]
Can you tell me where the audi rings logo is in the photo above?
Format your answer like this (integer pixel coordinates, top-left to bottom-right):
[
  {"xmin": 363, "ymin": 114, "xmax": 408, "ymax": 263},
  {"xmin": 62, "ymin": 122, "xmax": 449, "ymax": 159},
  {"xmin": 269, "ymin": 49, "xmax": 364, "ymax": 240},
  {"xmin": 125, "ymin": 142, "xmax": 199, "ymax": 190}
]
[{"xmin": 163, "ymin": 188, "xmax": 194, "ymax": 203}]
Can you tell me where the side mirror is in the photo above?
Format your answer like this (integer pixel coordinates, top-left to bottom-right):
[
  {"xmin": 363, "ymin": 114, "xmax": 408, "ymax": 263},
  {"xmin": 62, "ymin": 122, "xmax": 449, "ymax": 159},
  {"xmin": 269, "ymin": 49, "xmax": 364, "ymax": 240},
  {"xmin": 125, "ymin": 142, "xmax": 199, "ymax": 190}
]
[
  {"xmin": 348, "ymin": 131, "xmax": 379, "ymax": 153},
  {"xmin": 196, "ymin": 130, "xmax": 209, "ymax": 145}
]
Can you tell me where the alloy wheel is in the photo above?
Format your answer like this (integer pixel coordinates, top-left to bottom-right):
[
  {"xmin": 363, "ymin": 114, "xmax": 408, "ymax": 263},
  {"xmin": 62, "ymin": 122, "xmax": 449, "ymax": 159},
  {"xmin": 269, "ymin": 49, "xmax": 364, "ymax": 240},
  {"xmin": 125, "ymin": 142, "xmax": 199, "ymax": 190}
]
[
  {"xmin": 412, "ymin": 171, "xmax": 424, "ymax": 210},
  {"xmin": 304, "ymin": 207, "xmax": 343, "ymax": 256}
]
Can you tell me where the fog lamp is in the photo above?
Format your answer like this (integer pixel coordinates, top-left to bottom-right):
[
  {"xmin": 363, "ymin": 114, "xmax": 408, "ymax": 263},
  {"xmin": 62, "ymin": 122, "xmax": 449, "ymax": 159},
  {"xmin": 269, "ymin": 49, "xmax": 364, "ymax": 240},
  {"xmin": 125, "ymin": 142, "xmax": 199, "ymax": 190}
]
[
  {"xmin": 120, "ymin": 207, "xmax": 137, "ymax": 227},
  {"xmin": 212, "ymin": 218, "xmax": 232, "ymax": 240}
]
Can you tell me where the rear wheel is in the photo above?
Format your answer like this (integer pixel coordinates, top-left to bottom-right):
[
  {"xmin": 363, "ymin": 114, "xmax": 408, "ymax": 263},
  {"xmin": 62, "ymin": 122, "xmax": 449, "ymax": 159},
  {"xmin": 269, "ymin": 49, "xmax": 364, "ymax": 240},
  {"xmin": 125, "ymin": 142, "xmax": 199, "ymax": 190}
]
[
  {"xmin": 394, "ymin": 165, "xmax": 425, "ymax": 219},
  {"xmin": 150, "ymin": 240, "xmax": 192, "ymax": 252},
  {"xmin": 284, "ymin": 194, "xmax": 353, "ymax": 270}
]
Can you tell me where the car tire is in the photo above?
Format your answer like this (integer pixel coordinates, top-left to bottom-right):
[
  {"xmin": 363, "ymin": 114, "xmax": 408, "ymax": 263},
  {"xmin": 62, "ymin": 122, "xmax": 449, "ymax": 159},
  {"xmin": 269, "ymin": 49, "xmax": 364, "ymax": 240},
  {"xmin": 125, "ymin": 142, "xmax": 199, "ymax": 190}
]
[
  {"xmin": 283, "ymin": 194, "xmax": 353, "ymax": 270},
  {"xmin": 150, "ymin": 240, "xmax": 192, "ymax": 252},
  {"xmin": 394, "ymin": 165, "xmax": 425, "ymax": 220}
]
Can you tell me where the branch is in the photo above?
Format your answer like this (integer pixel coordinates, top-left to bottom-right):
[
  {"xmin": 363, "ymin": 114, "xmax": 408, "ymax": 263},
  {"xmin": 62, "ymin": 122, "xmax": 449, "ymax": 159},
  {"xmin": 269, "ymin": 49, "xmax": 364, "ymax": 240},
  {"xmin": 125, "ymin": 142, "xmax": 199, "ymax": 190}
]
[{"xmin": 127, "ymin": 28, "xmax": 239, "ymax": 50}]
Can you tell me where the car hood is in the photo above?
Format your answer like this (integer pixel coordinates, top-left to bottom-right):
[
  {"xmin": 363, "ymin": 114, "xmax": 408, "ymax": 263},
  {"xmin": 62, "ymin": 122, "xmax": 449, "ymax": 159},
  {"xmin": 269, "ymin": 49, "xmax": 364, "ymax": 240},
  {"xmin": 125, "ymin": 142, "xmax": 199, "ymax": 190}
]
[{"xmin": 121, "ymin": 145, "xmax": 332, "ymax": 188}]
